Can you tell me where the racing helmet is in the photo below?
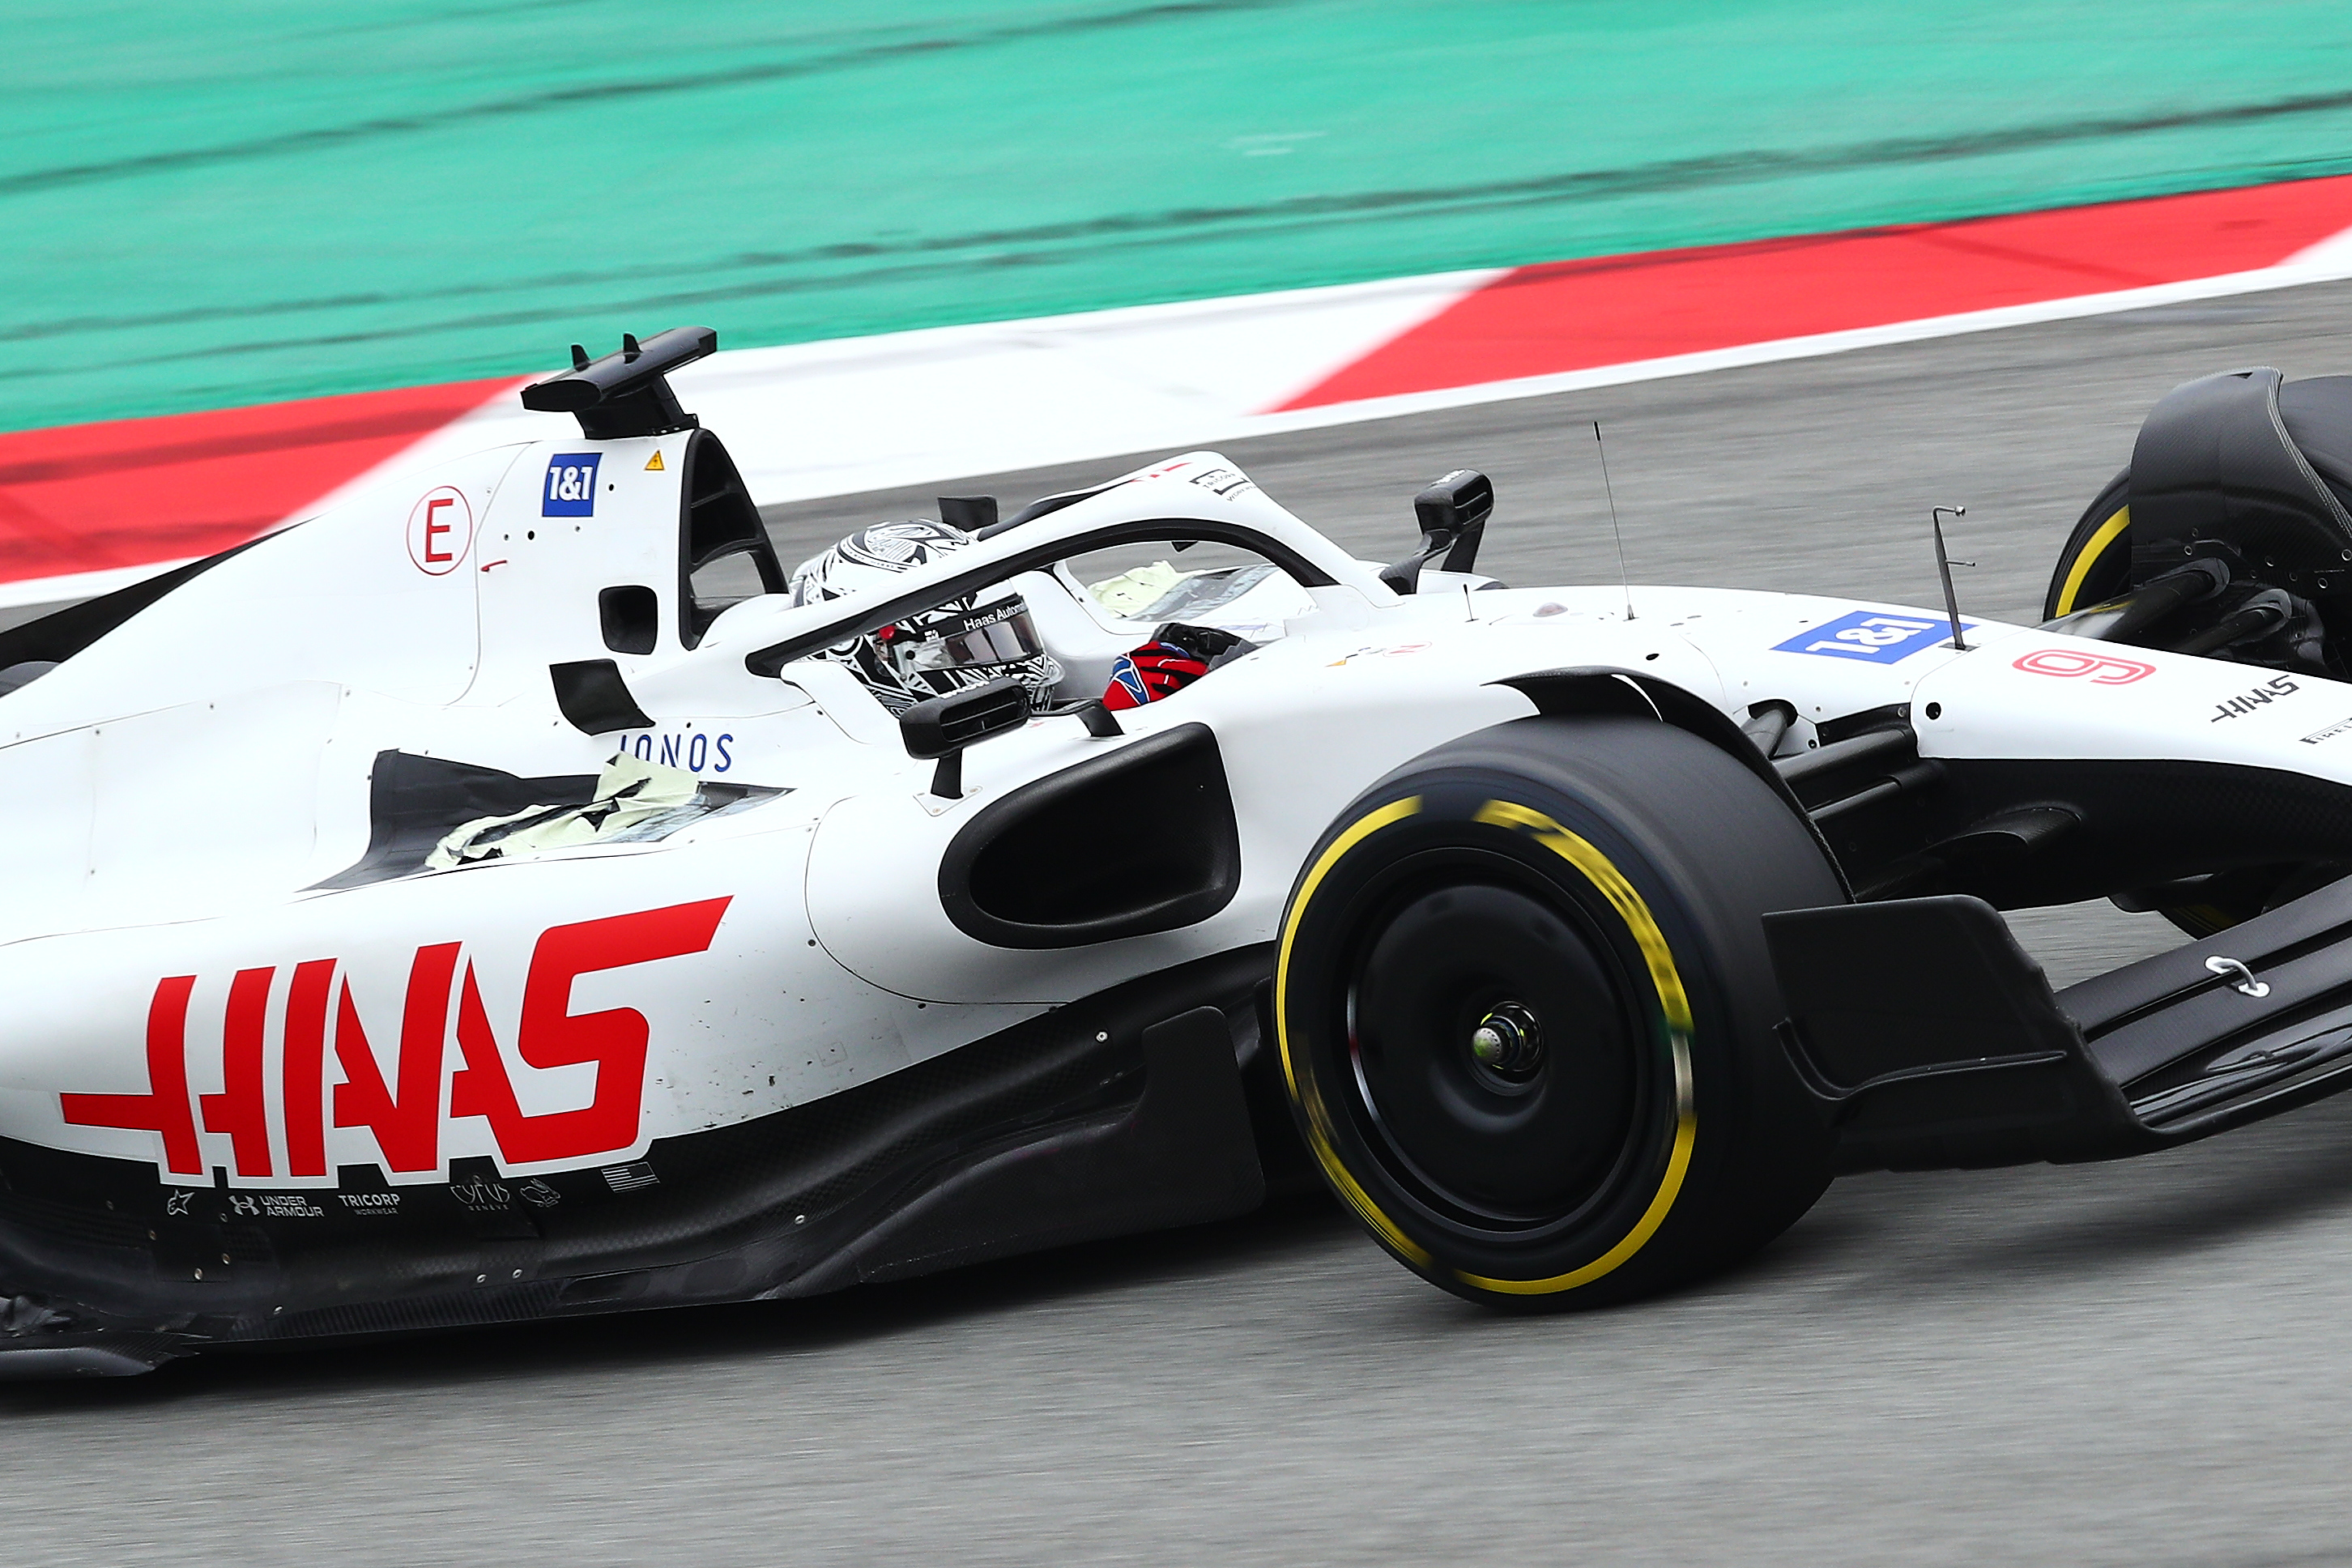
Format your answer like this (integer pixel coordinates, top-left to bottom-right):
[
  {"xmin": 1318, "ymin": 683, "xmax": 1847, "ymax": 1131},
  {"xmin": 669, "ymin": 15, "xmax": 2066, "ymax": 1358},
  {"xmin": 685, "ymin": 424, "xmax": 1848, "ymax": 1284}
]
[{"xmin": 789, "ymin": 520, "xmax": 1063, "ymax": 713}]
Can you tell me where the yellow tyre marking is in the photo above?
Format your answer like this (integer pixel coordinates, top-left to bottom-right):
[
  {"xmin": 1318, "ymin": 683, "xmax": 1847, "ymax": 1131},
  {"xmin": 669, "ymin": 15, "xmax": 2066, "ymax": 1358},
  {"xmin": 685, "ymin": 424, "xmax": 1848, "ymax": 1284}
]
[
  {"xmin": 2053, "ymin": 505, "xmax": 2131, "ymax": 617},
  {"xmin": 1276, "ymin": 795, "xmax": 1423, "ymax": 1097},
  {"xmin": 1276, "ymin": 795, "xmax": 1430, "ymax": 1266},
  {"xmin": 1276, "ymin": 790, "xmax": 1702, "ymax": 1297},
  {"xmin": 1451, "ymin": 800, "xmax": 1696, "ymax": 1296}
]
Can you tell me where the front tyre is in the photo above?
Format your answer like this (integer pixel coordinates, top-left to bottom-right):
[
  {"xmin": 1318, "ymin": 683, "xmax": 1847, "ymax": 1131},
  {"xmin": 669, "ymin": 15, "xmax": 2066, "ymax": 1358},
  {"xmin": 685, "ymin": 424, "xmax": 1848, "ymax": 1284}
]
[
  {"xmin": 1277, "ymin": 714, "xmax": 1843, "ymax": 1309},
  {"xmin": 2043, "ymin": 468, "xmax": 2133, "ymax": 621},
  {"xmin": 2040, "ymin": 470, "xmax": 2347, "ymax": 934}
]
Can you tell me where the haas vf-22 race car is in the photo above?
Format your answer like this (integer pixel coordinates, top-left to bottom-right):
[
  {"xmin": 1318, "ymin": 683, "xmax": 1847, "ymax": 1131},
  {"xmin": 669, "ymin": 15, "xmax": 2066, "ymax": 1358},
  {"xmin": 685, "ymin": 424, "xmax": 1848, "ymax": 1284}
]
[{"xmin": 4, "ymin": 329, "xmax": 2352, "ymax": 1377}]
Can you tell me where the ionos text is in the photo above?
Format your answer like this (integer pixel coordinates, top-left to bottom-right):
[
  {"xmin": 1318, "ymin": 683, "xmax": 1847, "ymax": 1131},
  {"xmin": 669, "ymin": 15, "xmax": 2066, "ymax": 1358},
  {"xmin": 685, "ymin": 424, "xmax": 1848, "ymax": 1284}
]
[{"xmin": 616, "ymin": 729, "xmax": 735, "ymax": 773}]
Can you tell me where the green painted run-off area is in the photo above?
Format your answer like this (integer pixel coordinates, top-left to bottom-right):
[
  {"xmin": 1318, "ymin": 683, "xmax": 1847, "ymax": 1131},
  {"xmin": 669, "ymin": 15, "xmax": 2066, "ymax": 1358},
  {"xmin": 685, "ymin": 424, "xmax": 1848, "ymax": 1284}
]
[{"xmin": 11, "ymin": 0, "xmax": 2352, "ymax": 433}]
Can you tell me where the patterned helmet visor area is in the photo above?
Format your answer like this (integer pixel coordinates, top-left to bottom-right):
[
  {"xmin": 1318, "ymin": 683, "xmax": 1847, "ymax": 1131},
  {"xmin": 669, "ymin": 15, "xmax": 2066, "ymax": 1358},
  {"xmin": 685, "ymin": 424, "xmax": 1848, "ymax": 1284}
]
[{"xmin": 885, "ymin": 598, "xmax": 1046, "ymax": 675}]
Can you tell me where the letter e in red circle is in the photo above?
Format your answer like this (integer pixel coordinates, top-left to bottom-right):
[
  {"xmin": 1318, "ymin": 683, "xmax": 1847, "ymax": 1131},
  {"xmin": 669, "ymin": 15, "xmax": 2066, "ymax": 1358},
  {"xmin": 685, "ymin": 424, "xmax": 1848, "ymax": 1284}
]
[{"xmin": 407, "ymin": 487, "xmax": 474, "ymax": 575}]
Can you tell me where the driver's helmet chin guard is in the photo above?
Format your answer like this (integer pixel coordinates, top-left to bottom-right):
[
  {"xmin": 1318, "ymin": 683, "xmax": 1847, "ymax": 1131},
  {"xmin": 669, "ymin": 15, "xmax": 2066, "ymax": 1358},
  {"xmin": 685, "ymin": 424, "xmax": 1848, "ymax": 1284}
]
[{"xmin": 789, "ymin": 520, "xmax": 1063, "ymax": 714}]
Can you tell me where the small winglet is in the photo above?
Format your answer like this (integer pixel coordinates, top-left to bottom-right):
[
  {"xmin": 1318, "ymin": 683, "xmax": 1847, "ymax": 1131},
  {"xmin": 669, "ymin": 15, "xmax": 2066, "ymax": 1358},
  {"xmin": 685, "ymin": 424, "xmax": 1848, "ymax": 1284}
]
[{"xmin": 522, "ymin": 326, "xmax": 717, "ymax": 440}]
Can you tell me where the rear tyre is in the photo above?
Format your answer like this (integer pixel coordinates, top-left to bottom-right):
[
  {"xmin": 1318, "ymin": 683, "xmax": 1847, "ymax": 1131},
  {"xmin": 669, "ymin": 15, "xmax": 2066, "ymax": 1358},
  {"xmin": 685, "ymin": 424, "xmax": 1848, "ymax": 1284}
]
[{"xmin": 1276, "ymin": 714, "xmax": 1843, "ymax": 1309}]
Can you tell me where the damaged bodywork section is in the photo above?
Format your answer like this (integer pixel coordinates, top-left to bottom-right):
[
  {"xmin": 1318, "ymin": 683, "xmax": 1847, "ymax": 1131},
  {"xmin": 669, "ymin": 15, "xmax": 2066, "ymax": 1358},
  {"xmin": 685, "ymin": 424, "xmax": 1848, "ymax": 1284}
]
[
  {"xmin": 317, "ymin": 750, "xmax": 782, "ymax": 889},
  {"xmin": 428, "ymin": 752, "xmax": 778, "ymax": 867}
]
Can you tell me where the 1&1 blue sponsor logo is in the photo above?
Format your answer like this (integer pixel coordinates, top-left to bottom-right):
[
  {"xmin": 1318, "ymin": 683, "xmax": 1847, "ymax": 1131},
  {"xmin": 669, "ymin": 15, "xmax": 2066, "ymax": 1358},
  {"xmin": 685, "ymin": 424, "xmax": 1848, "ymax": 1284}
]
[
  {"xmin": 543, "ymin": 453, "xmax": 603, "ymax": 517},
  {"xmin": 1772, "ymin": 610, "xmax": 1971, "ymax": 664}
]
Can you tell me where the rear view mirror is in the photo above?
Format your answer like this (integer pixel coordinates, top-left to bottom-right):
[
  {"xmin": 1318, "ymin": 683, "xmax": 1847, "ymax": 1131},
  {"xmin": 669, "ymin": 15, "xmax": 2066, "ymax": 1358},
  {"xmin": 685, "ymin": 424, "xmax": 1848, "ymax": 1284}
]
[
  {"xmin": 936, "ymin": 496, "xmax": 999, "ymax": 533},
  {"xmin": 1378, "ymin": 469, "xmax": 1493, "ymax": 594},
  {"xmin": 900, "ymin": 678, "xmax": 1031, "ymax": 799}
]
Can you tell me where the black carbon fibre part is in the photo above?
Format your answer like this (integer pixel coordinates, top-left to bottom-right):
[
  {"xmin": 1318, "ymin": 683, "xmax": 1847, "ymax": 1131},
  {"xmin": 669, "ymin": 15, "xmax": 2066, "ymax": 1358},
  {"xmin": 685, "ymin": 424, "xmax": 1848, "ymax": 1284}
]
[
  {"xmin": 0, "ymin": 534, "xmax": 276, "ymax": 675},
  {"xmin": 1770, "ymin": 879, "xmax": 2352, "ymax": 1172},
  {"xmin": 1809, "ymin": 756, "xmax": 2352, "ymax": 907},
  {"xmin": 312, "ymin": 750, "xmax": 599, "ymax": 889},
  {"xmin": 2128, "ymin": 368, "xmax": 2352, "ymax": 594}
]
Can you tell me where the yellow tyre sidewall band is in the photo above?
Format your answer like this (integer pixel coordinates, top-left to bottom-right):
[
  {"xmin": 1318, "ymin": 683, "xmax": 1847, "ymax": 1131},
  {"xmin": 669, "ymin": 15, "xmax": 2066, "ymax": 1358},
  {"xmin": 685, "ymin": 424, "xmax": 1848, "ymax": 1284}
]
[
  {"xmin": 1275, "ymin": 792, "xmax": 1697, "ymax": 1294},
  {"xmin": 2053, "ymin": 505, "xmax": 2130, "ymax": 618},
  {"xmin": 1276, "ymin": 795, "xmax": 1433, "ymax": 1268}
]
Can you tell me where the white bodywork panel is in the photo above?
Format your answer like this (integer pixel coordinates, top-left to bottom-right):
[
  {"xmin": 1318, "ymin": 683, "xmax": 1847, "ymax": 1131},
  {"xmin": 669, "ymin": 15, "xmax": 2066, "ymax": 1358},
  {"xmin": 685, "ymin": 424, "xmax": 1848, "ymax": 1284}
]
[{"xmin": 3, "ymin": 432, "xmax": 2346, "ymax": 1190}]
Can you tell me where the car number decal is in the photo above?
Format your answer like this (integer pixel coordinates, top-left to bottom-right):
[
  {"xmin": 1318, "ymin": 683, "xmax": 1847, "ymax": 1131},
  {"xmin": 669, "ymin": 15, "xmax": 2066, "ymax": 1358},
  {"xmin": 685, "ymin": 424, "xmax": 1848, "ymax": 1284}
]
[
  {"xmin": 1772, "ymin": 611, "xmax": 1964, "ymax": 663},
  {"xmin": 2012, "ymin": 647, "xmax": 2154, "ymax": 684}
]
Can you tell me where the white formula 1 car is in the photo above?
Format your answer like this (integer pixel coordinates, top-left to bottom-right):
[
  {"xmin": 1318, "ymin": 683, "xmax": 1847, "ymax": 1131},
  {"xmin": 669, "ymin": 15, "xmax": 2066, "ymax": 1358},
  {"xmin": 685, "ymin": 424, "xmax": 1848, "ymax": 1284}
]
[{"xmin": 6, "ymin": 328, "xmax": 2352, "ymax": 1376}]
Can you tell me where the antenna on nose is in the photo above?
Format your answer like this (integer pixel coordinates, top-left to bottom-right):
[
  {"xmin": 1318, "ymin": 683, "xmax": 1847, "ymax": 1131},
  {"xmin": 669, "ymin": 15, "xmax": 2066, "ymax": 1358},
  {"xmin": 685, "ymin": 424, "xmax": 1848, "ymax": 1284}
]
[{"xmin": 1932, "ymin": 505, "xmax": 1975, "ymax": 650}]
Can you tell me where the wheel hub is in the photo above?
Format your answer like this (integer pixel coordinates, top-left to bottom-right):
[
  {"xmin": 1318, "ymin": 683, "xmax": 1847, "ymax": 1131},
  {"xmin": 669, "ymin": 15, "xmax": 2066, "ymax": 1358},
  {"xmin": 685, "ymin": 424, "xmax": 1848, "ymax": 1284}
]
[
  {"xmin": 1468, "ymin": 1001, "xmax": 1545, "ymax": 1080},
  {"xmin": 1345, "ymin": 876, "xmax": 1638, "ymax": 1220}
]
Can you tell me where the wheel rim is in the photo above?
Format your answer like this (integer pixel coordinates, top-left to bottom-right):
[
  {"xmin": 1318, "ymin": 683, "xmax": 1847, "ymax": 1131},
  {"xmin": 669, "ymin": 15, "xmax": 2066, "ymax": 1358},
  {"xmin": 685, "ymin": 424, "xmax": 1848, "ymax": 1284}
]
[{"xmin": 1342, "ymin": 863, "xmax": 1646, "ymax": 1226}]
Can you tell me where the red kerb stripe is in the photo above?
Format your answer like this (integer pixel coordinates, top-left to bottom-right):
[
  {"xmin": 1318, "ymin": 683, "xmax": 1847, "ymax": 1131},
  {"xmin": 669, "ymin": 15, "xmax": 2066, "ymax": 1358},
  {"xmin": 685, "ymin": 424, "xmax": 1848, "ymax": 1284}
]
[
  {"xmin": 1276, "ymin": 176, "xmax": 2352, "ymax": 411},
  {"xmin": 0, "ymin": 377, "xmax": 517, "ymax": 588}
]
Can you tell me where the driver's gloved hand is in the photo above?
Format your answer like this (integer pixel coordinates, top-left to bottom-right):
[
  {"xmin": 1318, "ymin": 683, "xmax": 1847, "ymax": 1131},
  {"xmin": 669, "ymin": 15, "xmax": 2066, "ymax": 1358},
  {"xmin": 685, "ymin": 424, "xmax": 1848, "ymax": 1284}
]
[
  {"xmin": 1103, "ymin": 641, "xmax": 1208, "ymax": 709},
  {"xmin": 1101, "ymin": 621, "xmax": 1261, "ymax": 710},
  {"xmin": 1153, "ymin": 621, "xmax": 1248, "ymax": 663}
]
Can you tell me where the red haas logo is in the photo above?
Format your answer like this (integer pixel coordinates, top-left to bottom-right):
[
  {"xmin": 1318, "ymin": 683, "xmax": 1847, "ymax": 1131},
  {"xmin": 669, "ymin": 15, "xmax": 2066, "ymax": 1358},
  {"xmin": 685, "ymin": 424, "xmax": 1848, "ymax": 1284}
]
[{"xmin": 60, "ymin": 899, "xmax": 731, "ymax": 1178}]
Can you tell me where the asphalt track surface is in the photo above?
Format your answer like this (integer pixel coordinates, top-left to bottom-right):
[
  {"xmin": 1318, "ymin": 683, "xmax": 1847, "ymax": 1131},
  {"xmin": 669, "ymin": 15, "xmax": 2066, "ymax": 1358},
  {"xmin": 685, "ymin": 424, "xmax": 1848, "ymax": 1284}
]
[{"xmin": 13, "ymin": 283, "xmax": 2352, "ymax": 1565}]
